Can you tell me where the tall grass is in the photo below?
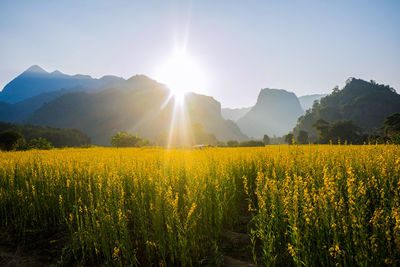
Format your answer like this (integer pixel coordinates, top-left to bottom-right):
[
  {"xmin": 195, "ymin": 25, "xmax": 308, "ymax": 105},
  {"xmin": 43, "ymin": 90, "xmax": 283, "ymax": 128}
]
[{"xmin": 0, "ymin": 145, "xmax": 399, "ymax": 265}]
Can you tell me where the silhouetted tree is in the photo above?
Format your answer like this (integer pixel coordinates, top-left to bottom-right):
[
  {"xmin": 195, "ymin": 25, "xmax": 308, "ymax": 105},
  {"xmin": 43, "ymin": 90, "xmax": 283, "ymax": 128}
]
[
  {"xmin": 383, "ymin": 113, "xmax": 400, "ymax": 137},
  {"xmin": 227, "ymin": 140, "xmax": 239, "ymax": 147},
  {"xmin": 239, "ymin": 140, "xmax": 264, "ymax": 147},
  {"xmin": 313, "ymin": 119, "xmax": 330, "ymax": 143},
  {"xmin": 313, "ymin": 120, "xmax": 361, "ymax": 144},
  {"xmin": 111, "ymin": 131, "xmax": 140, "ymax": 147},
  {"xmin": 28, "ymin": 137, "xmax": 53, "ymax": 150},
  {"xmin": 217, "ymin": 141, "xmax": 227, "ymax": 147},
  {"xmin": 0, "ymin": 121, "xmax": 90, "ymax": 147},
  {"xmin": 263, "ymin": 134, "xmax": 270, "ymax": 145},
  {"xmin": 0, "ymin": 130, "xmax": 25, "ymax": 151},
  {"xmin": 285, "ymin": 133, "xmax": 294, "ymax": 144},
  {"xmin": 297, "ymin": 130, "xmax": 309, "ymax": 144}
]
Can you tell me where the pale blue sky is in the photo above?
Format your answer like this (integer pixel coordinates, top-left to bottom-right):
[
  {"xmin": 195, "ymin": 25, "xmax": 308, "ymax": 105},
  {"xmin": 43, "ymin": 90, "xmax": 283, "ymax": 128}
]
[{"xmin": 0, "ymin": 0, "xmax": 399, "ymax": 107}]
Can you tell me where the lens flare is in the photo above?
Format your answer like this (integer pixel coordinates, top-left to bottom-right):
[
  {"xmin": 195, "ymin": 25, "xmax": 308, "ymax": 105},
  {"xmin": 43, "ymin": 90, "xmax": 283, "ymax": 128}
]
[{"xmin": 155, "ymin": 50, "xmax": 206, "ymax": 103}]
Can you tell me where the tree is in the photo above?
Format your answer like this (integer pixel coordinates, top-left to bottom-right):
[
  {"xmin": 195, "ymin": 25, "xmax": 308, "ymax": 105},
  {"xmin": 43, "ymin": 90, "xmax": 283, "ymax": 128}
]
[
  {"xmin": 263, "ymin": 134, "xmax": 270, "ymax": 145},
  {"xmin": 28, "ymin": 137, "xmax": 53, "ymax": 150},
  {"xmin": 111, "ymin": 131, "xmax": 140, "ymax": 147},
  {"xmin": 284, "ymin": 133, "xmax": 294, "ymax": 144},
  {"xmin": 383, "ymin": 113, "xmax": 400, "ymax": 137},
  {"xmin": 0, "ymin": 130, "xmax": 25, "ymax": 151},
  {"xmin": 296, "ymin": 130, "xmax": 309, "ymax": 144},
  {"xmin": 312, "ymin": 119, "xmax": 330, "ymax": 143},
  {"xmin": 313, "ymin": 120, "xmax": 361, "ymax": 144},
  {"xmin": 217, "ymin": 141, "xmax": 226, "ymax": 147},
  {"xmin": 238, "ymin": 140, "xmax": 264, "ymax": 147},
  {"xmin": 226, "ymin": 140, "xmax": 239, "ymax": 147}
]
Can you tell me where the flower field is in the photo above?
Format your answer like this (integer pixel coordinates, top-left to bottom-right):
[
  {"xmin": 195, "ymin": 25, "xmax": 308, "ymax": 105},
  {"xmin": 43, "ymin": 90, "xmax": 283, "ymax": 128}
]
[{"xmin": 1, "ymin": 145, "xmax": 399, "ymax": 266}]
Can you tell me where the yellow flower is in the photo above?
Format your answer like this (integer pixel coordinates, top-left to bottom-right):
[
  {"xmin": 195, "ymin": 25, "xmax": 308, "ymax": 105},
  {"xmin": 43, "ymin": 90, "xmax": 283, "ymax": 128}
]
[
  {"xmin": 287, "ymin": 243, "xmax": 295, "ymax": 257},
  {"xmin": 112, "ymin": 247, "xmax": 119, "ymax": 259}
]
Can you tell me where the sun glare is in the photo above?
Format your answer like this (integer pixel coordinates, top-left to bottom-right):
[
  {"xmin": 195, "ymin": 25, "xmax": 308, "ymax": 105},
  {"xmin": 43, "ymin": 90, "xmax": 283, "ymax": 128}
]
[{"xmin": 156, "ymin": 51, "xmax": 206, "ymax": 102}]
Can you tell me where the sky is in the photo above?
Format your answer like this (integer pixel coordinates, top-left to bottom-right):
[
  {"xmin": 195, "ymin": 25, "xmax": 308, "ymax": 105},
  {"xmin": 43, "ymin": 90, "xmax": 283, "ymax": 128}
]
[{"xmin": 0, "ymin": 0, "xmax": 399, "ymax": 108}]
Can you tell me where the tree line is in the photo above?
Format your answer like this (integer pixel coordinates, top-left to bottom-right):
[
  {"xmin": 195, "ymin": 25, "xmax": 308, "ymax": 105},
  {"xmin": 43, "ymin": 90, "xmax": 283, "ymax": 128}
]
[
  {"xmin": 0, "ymin": 121, "xmax": 91, "ymax": 151},
  {"xmin": 284, "ymin": 113, "xmax": 400, "ymax": 145}
]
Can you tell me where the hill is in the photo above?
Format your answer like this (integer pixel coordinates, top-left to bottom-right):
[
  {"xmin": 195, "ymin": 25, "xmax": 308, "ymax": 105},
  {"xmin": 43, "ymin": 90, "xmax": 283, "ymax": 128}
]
[
  {"xmin": 28, "ymin": 78, "xmax": 247, "ymax": 145},
  {"xmin": 0, "ymin": 74, "xmax": 163, "ymax": 123},
  {"xmin": 0, "ymin": 65, "xmax": 125, "ymax": 103},
  {"xmin": 0, "ymin": 88, "xmax": 84, "ymax": 123},
  {"xmin": 237, "ymin": 88, "xmax": 304, "ymax": 138},
  {"xmin": 293, "ymin": 78, "xmax": 400, "ymax": 141}
]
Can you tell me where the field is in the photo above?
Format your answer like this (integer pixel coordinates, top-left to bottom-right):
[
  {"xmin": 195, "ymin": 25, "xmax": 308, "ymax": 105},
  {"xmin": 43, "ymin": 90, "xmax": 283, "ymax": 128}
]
[{"xmin": 1, "ymin": 145, "xmax": 400, "ymax": 266}]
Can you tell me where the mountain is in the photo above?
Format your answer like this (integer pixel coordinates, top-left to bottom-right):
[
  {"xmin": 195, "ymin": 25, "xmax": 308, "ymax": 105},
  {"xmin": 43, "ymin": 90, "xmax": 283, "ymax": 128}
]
[
  {"xmin": 293, "ymin": 78, "xmax": 400, "ymax": 141},
  {"xmin": 0, "ymin": 88, "xmax": 83, "ymax": 123},
  {"xmin": 0, "ymin": 65, "xmax": 125, "ymax": 103},
  {"xmin": 236, "ymin": 88, "xmax": 304, "ymax": 138},
  {"xmin": 28, "ymin": 76, "xmax": 247, "ymax": 145},
  {"xmin": 221, "ymin": 107, "xmax": 251, "ymax": 121},
  {"xmin": 298, "ymin": 94, "xmax": 327, "ymax": 111}
]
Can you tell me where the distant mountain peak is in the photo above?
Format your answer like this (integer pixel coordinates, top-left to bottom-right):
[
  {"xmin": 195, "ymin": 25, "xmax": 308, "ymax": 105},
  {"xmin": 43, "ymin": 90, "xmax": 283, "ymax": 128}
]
[
  {"xmin": 52, "ymin": 70, "xmax": 63, "ymax": 75},
  {"xmin": 257, "ymin": 88, "xmax": 297, "ymax": 104},
  {"xmin": 237, "ymin": 87, "xmax": 304, "ymax": 137},
  {"xmin": 24, "ymin": 65, "xmax": 47, "ymax": 74},
  {"xmin": 127, "ymin": 74, "xmax": 153, "ymax": 82}
]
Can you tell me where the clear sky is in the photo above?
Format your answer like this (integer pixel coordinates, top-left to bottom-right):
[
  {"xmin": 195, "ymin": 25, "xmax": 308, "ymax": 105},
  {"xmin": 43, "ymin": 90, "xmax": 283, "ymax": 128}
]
[{"xmin": 0, "ymin": 0, "xmax": 399, "ymax": 107}]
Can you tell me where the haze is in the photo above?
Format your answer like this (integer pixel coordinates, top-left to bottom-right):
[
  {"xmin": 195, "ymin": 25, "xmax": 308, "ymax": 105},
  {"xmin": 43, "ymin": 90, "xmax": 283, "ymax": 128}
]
[{"xmin": 0, "ymin": 0, "xmax": 399, "ymax": 107}]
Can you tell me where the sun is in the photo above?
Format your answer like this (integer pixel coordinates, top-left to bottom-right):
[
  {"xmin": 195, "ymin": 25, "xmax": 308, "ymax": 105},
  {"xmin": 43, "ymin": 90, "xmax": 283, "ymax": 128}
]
[{"xmin": 155, "ymin": 51, "xmax": 206, "ymax": 102}]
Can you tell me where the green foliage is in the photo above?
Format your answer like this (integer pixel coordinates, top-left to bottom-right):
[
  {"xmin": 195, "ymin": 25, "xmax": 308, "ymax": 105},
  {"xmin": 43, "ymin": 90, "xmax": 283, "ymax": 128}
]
[
  {"xmin": 216, "ymin": 141, "xmax": 227, "ymax": 147},
  {"xmin": 296, "ymin": 130, "xmax": 309, "ymax": 144},
  {"xmin": 138, "ymin": 139, "xmax": 152, "ymax": 147},
  {"xmin": 313, "ymin": 120, "xmax": 362, "ymax": 144},
  {"xmin": 383, "ymin": 113, "xmax": 400, "ymax": 136},
  {"xmin": 238, "ymin": 140, "xmax": 264, "ymax": 147},
  {"xmin": 294, "ymin": 78, "xmax": 400, "ymax": 140},
  {"xmin": 285, "ymin": 133, "xmax": 294, "ymax": 144},
  {"xmin": 0, "ymin": 121, "xmax": 90, "ymax": 147},
  {"xmin": 1, "ymin": 146, "xmax": 399, "ymax": 265},
  {"xmin": 228, "ymin": 139, "xmax": 265, "ymax": 147},
  {"xmin": 263, "ymin": 134, "xmax": 270, "ymax": 145},
  {"xmin": 390, "ymin": 133, "xmax": 400, "ymax": 145},
  {"xmin": 226, "ymin": 140, "xmax": 239, "ymax": 147},
  {"xmin": 111, "ymin": 131, "xmax": 140, "ymax": 147},
  {"xmin": 0, "ymin": 130, "xmax": 25, "ymax": 151},
  {"xmin": 27, "ymin": 137, "xmax": 54, "ymax": 150}
]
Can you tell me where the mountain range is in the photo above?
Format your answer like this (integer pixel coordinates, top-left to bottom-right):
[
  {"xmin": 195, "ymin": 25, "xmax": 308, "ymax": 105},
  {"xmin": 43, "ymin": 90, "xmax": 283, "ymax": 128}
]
[
  {"xmin": 0, "ymin": 66, "xmax": 247, "ymax": 145},
  {"xmin": 1, "ymin": 65, "xmax": 399, "ymax": 145}
]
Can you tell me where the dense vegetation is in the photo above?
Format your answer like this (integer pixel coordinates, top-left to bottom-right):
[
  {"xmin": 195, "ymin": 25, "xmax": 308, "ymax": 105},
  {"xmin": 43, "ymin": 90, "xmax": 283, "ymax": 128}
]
[
  {"xmin": 1, "ymin": 146, "xmax": 399, "ymax": 265},
  {"xmin": 0, "ymin": 121, "xmax": 90, "ymax": 148},
  {"xmin": 294, "ymin": 78, "xmax": 400, "ymax": 141}
]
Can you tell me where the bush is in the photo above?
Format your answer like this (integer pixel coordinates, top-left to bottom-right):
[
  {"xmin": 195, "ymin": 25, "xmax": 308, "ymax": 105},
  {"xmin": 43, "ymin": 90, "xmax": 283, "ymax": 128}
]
[
  {"xmin": 226, "ymin": 140, "xmax": 239, "ymax": 147},
  {"xmin": 111, "ymin": 132, "xmax": 140, "ymax": 147},
  {"xmin": 28, "ymin": 138, "xmax": 54, "ymax": 150},
  {"xmin": 0, "ymin": 130, "xmax": 25, "ymax": 151},
  {"xmin": 239, "ymin": 140, "xmax": 265, "ymax": 147}
]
